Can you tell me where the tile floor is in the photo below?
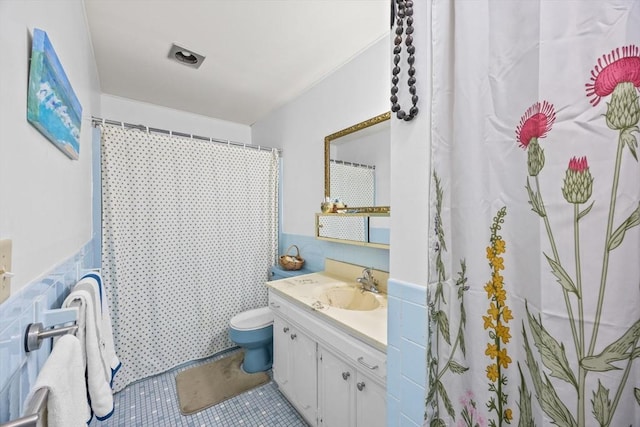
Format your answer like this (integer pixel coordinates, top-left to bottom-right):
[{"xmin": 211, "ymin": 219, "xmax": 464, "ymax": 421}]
[{"xmin": 90, "ymin": 349, "xmax": 308, "ymax": 427}]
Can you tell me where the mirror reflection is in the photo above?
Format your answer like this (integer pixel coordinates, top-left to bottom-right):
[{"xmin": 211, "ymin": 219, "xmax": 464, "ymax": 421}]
[
  {"xmin": 316, "ymin": 212, "xmax": 389, "ymax": 247},
  {"xmin": 324, "ymin": 112, "xmax": 391, "ymax": 211},
  {"xmin": 318, "ymin": 112, "xmax": 390, "ymax": 247}
]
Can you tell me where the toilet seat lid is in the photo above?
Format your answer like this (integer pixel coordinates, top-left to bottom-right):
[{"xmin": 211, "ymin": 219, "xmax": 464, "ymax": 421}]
[{"xmin": 230, "ymin": 306, "xmax": 274, "ymax": 330}]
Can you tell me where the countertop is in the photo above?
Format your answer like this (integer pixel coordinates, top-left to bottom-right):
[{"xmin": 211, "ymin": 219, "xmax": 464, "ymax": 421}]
[{"xmin": 266, "ymin": 271, "xmax": 387, "ymax": 351}]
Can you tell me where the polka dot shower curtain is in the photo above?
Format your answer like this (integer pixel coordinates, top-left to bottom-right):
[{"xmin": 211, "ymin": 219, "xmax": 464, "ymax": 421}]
[
  {"xmin": 100, "ymin": 125, "xmax": 279, "ymax": 391},
  {"xmin": 426, "ymin": 1, "xmax": 640, "ymax": 426},
  {"xmin": 325, "ymin": 161, "xmax": 375, "ymax": 241},
  {"xmin": 329, "ymin": 161, "xmax": 375, "ymax": 206}
]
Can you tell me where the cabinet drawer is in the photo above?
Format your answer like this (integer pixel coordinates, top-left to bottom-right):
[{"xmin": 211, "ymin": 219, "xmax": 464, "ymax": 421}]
[
  {"xmin": 268, "ymin": 292, "xmax": 294, "ymax": 318},
  {"xmin": 328, "ymin": 334, "xmax": 386, "ymax": 384}
]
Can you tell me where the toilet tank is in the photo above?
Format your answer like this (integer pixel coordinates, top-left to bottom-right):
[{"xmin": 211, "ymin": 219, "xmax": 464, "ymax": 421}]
[{"xmin": 269, "ymin": 265, "xmax": 312, "ymax": 281}]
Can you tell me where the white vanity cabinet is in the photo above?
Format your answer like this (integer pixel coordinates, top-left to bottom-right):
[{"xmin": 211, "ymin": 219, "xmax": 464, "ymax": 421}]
[
  {"xmin": 272, "ymin": 315, "xmax": 317, "ymax": 425},
  {"xmin": 318, "ymin": 346, "xmax": 386, "ymax": 427},
  {"xmin": 318, "ymin": 346, "xmax": 356, "ymax": 426},
  {"xmin": 354, "ymin": 370, "xmax": 386, "ymax": 427},
  {"xmin": 269, "ymin": 289, "xmax": 386, "ymax": 427}
]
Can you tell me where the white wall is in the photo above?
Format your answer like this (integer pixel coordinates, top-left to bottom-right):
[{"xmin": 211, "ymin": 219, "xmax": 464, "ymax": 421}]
[
  {"xmin": 0, "ymin": 0, "xmax": 100, "ymax": 292},
  {"xmin": 100, "ymin": 95, "xmax": 251, "ymax": 144},
  {"xmin": 251, "ymin": 28, "xmax": 430, "ymax": 285},
  {"xmin": 389, "ymin": 0, "xmax": 431, "ymax": 286},
  {"xmin": 0, "ymin": 0, "xmax": 419, "ymax": 290},
  {"xmin": 252, "ymin": 35, "xmax": 390, "ymax": 238}
]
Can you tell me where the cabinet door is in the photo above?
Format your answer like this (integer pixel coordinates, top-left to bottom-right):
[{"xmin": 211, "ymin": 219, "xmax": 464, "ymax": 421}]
[
  {"xmin": 355, "ymin": 373, "xmax": 386, "ymax": 427},
  {"xmin": 290, "ymin": 328, "xmax": 318, "ymax": 425},
  {"xmin": 272, "ymin": 316, "xmax": 291, "ymax": 391},
  {"xmin": 318, "ymin": 347, "xmax": 355, "ymax": 427}
]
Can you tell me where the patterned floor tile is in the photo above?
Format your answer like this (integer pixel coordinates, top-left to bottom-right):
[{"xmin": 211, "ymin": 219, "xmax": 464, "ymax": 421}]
[{"xmin": 90, "ymin": 349, "xmax": 308, "ymax": 427}]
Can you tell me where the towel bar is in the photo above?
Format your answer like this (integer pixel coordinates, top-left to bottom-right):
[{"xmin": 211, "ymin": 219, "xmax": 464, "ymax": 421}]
[
  {"xmin": 0, "ymin": 388, "xmax": 47, "ymax": 427},
  {"xmin": 1, "ymin": 300, "xmax": 81, "ymax": 427},
  {"xmin": 24, "ymin": 299, "xmax": 81, "ymax": 353},
  {"xmin": 24, "ymin": 322, "xmax": 79, "ymax": 353}
]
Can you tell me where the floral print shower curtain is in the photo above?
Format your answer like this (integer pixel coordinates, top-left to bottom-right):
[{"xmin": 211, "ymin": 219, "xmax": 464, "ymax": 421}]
[
  {"xmin": 100, "ymin": 125, "xmax": 279, "ymax": 391},
  {"xmin": 426, "ymin": 1, "xmax": 639, "ymax": 426}
]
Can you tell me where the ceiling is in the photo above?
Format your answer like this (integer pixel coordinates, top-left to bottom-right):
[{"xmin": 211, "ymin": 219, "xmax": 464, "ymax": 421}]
[{"xmin": 83, "ymin": 0, "xmax": 391, "ymax": 126}]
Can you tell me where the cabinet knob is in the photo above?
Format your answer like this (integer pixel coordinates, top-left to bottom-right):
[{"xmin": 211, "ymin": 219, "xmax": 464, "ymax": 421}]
[
  {"xmin": 357, "ymin": 382, "xmax": 366, "ymax": 391},
  {"xmin": 290, "ymin": 333, "xmax": 297, "ymax": 340},
  {"xmin": 283, "ymin": 327, "xmax": 289, "ymax": 333},
  {"xmin": 342, "ymin": 371, "xmax": 350, "ymax": 380}
]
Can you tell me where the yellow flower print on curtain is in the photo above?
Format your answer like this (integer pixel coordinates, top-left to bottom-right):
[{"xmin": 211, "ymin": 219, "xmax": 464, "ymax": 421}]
[
  {"xmin": 483, "ymin": 207, "xmax": 513, "ymax": 426},
  {"xmin": 427, "ymin": 45, "xmax": 640, "ymax": 427}
]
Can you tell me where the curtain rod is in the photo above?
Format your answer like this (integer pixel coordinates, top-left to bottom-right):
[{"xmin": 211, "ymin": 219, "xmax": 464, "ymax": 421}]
[
  {"xmin": 91, "ymin": 116, "xmax": 282, "ymax": 154},
  {"xmin": 330, "ymin": 158, "xmax": 375, "ymax": 169}
]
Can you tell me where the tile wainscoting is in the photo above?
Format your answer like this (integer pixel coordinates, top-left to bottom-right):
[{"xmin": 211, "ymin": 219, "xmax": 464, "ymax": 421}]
[
  {"xmin": 0, "ymin": 240, "xmax": 97, "ymax": 424},
  {"xmin": 279, "ymin": 233, "xmax": 390, "ymax": 273},
  {"xmin": 387, "ymin": 278, "xmax": 427, "ymax": 427}
]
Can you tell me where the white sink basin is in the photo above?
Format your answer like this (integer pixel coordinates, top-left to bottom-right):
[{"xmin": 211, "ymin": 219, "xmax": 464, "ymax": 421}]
[{"xmin": 317, "ymin": 287, "xmax": 381, "ymax": 311}]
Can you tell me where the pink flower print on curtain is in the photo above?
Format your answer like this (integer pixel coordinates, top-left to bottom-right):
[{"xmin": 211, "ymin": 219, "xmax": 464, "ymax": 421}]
[
  {"xmin": 516, "ymin": 100, "xmax": 557, "ymax": 147},
  {"xmin": 516, "ymin": 101, "xmax": 556, "ymax": 176},
  {"xmin": 514, "ymin": 45, "xmax": 640, "ymax": 427},
  {"xmin": 562, "ymin": 156, "xmax": 594, "ymax": 205},
  {"xmin": 457, "ymin": 390, "xmax": 487, "ymax": 427},
  {"xmin": 585, "ymin": 45, "xmax": 640, "ymax": 106}
]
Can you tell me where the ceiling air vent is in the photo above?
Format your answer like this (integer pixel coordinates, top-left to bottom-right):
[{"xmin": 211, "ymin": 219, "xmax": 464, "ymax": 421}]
[{"xmin": 168, "ymin": 43, "xmax": 205, "ymax": 69}]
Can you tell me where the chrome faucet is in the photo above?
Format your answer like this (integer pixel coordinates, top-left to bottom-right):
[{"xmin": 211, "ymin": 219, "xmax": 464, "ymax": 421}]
[{"xmin": 356, "ymin": 268, "xmax": 379, "ymax": 293}]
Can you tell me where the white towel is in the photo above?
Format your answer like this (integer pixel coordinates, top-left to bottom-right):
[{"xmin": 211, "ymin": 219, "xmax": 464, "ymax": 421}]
[
  {"xmin": 26, "ymin": 334, "xmax": 90, "ymax": 427},
  {"xmin": 63, "ymin": 273, "xmax": 121, "ymax": 421},
  {"xmin": 74, "ymin": 273, "xmax": 121, "ymax": 387}
]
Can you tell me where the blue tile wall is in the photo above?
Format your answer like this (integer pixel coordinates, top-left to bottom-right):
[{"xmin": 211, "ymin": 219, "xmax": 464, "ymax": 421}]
[
  {"xmin": 369, "ymin": 227, "xmax": 390, "ymax": 245},
  {"xmin": 0, "ymin": 240, "xmax": 97, "ymax": 424},
  {"xmin": 387, "ymin": 278, "xmax": 427, "ymax": 427},
  {"xmin": 279, "ymin": 233, "xmax": 390, "ymax": 273}
]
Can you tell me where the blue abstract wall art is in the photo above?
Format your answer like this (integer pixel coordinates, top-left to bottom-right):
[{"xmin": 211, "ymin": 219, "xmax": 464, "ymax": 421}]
[{"xmin": 27, "ymin": 28, "xmax": 82, "ymax": 160}]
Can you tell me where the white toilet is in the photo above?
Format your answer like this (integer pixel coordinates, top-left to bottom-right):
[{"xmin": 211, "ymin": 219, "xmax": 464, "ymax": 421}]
[{"xmin": 228, "ymin": 307, "xmax": 274, "ymax": 373}]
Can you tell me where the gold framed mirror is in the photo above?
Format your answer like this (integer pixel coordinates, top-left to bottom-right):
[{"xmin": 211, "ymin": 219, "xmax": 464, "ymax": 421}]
[{"xmin": 324, "ymin": 111, "xmax": 391, "ymax": 214}]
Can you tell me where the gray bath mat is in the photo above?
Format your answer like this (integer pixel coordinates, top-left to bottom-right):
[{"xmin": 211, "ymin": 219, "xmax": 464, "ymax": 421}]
[{"xmin": 175, "ymin": 351, "xmax": 270, "ymax": 415}]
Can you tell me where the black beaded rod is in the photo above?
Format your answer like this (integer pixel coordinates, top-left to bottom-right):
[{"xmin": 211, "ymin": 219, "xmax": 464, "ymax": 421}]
[{"xmin": 390, "ymin": 0, "xmax": 418, "ymax": 121}]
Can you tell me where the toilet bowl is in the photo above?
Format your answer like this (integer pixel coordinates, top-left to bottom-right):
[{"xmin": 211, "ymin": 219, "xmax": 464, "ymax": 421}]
[{"xmin": 228, "ymin": 306, "xmax": 274, "ymax": 373}]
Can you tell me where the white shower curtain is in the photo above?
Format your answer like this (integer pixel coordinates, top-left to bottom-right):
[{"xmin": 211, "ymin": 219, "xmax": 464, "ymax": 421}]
[
  {"xmin": 326, "ymin": 161, "xmax": 375, "ymax": 241},
  {"xmin": 100, "ymin": 125, "xmax": 279, "ymax": 391},
  {"xmin": 329, "ymin": 161, "xmax": 375, "ymax": 206},
  {"xmin": 426, "ymin": 1, "xmax": 639, "ymax": 426}
]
